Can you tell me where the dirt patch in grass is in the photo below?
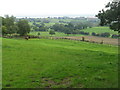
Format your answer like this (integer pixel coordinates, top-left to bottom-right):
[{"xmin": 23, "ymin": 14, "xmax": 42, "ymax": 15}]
[
  {"xmin": 41, "ymin": 77, "xmax": 72, "ymax": 88},
  {"xmin": 60, "ymin": 78, "xmax": 71, "ymax": 86}
]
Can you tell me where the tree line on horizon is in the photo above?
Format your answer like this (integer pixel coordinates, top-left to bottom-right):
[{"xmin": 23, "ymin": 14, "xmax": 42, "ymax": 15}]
[
  {"xmin": 1, "ymin": 15, "xmax": 95, "ymax": 36},
  {"xmin": 1, "ymin": 1, "xmax": 119, "ymax": 37}
]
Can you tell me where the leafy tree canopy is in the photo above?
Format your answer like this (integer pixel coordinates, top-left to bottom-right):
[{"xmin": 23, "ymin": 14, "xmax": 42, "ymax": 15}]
[
  {"xmin": 96, "ymin": 1, "xmax": 120, "ymax": 32},
  {"xmin": 49, "ymin": 30, "xmax": 55, "ymax": 35},
  {"xmin": 17, "ymin": 20, "xmax": 30, "ymax": 36}
]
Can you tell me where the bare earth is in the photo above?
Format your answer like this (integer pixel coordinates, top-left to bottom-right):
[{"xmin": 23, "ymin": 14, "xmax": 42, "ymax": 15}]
[{"xmin": 53, "ymin": 36, "xmax": 119, "ymax": 46}]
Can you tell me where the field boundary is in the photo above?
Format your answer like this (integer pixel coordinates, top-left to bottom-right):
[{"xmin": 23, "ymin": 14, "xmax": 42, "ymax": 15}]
[{"xmin": 2, "ymin": 35, "xmax": 119, "ymax": 46}]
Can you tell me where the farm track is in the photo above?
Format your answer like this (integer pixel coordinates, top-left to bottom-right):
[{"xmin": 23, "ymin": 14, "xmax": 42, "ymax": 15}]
[{"xmin": 53, "ymin": 36, "xmax": 119, "ymax": 46}]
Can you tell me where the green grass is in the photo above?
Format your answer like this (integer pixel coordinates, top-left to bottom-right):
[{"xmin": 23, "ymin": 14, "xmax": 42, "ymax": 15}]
[
  {"xmin": 0, "ymin": 38, "xmax": 2, "ymax": 89},
  {"xmin": 29, "ymin": 22, "xmax": 33, "ymax": 25},
  {"xmin": 29, "ymin": 22, "xmax": 41, "ymax": 26},
  {"xmin": 81, "ymin": 27, "xmax": 118, "ymax": 35},
  {"xmin": 44, "ymin": 23, "xmax": 56, "ymax": 27},
  {"xmin": 2, "ymin": 38, "xmax": 118, "ymax": 88}
]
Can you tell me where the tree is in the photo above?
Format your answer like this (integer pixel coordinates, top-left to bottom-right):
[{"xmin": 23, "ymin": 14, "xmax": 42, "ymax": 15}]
[
  {"xmin": 49, "ymin": 30, "xmax": 55, "ymax": 35},
  {"xmin": 2, "ymin": 26, "xmax": 7, "ymax": 35},
  {"xmin": 12, "ymin": 25, "xmax": 19, "ymax": 33},
  {"xmin": 52, "ymin": 23, "xmax": 65, "ymax": 32},
  {"xmin": 52, "ymin": 23, "xmax": 61, "ymax": 31},
  {"xmin": 3, "ymin": 15, "xmax": 15, "ymax": 27},
  {"xmin": 75, "ymin": 24, "xmax": 83, "ymax": 30},
  {"xmin": 64, "ymin": 27, "xmax": 71, "ymax": 35},
  {"xmin": 39, "ymin": 26, "xmax": 47, "ymax": 31},
  {"xmin": 38, "ymin": 32, "xmax": 40, "ymax": 36},
  {"xmin": 2, "ymin": 15, "xmax": 16, "ymax": 35},
  {"xmin": 96, "ymin": 1, "xmax": 120, "ymax": 32},
  {"xmin": 67, "ymin": 23, "xmax": 74, "ymax": 30},
  {"xmin": 33, "ymin": 26, "xmax": 39, "ymax": 31},
  {"xmin": 42, "ymin": 19, "xmax": 50, "ymax": 23},
  {"xmin": 17, "ymin": 20, "xmax": 30, "ymax": 36},
  {"xmin": 8, "ymin": 25, "xmax": 18, "ymax": 34}
]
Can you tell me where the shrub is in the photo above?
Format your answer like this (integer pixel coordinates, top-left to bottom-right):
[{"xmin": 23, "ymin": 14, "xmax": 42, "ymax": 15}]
[
  {"xmin": 84, "ymin": 32, "xmax": 89, "ymax": 35},
  {"xmin": 92, "ymin": 32, "xmax": 110, "ymax": 37},
  {"xmin": 38, "ymin": 32, "xmax": 40, "ymax": 36},
  {"xmin": 100, "ymin": 32, "xmax": 110, "ymax": 37},
  {"xmin": 111, "ymin": 34, "xmax": 119, "ymax": 38},
  {"xmin": 49, "ymin": 30, "xmax": 55, "ymax": 35},
  {"xmin": 96, "ymin": 33, "xmax": 100, "ymax": 36},
  {"xmin": 79, "ymin": 31, "xmax": 89, "ymax": 35},
  {"xmin": 79, "ymin": 31, "xmax": 84, "ymax": 34},
  {"xmin": 92, "ymin": 32, "xmax": 96, "ymax": 36},
  {"xmin": 91, "ymin": 32, "xmax": 100, "ymax": 36}
]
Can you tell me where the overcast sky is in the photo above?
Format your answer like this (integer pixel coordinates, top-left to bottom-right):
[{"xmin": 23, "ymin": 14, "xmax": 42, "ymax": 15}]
[{"xmin": 0, "ymin": 0, "xmax": 111, "ymax": 17}]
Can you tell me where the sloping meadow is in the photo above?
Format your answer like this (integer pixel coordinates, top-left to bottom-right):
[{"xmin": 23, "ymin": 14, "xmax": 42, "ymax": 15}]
[{"xmin": 2, "ymin": 38, "xmax": 118, "ymax": 88}]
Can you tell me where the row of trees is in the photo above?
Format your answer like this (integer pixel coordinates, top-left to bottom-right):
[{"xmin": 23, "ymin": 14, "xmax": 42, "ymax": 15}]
[
  {"xmin": 51, "ymin": 23, "xmax": 90, "ymax": 35},
  {"xmin": 2, "ymin": 15, "xmax": 30, "ymax": 36},
  {"xmin": 31, "ymin": 22, "xmax": 47, "ymax": 31},
  {"xmin": 92, "ymin": 32, "xmax": 110, "ymax": 37},
  {"xmin": 92, "ymin": 32, "xmax": 120, "ymax": 38}
]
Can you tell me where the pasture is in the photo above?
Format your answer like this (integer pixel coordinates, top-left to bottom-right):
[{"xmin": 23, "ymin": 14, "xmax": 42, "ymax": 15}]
[
  {"xmin": 81, "ymin": 27, "xmax": 118, "ymax": 35},
  {"xmin": 2, "ymin": 38, "xmax": 118, "ymax": 88},
  {"xmin": 0, "ymin": 61, "xmax": 1, "ymax": 88}
]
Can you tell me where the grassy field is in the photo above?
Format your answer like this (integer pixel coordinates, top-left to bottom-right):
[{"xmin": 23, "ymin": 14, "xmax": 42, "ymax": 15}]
[
  {"xmin": 2, "ymin": 38, "xmax": 118, "ymax": 88},
  {"xmin": 0, "ymin": 38, "xmax": 2, "ymax": 89},
  {"xmin": 81, "ymin": 27, "xmax": 118, "ymax": 35}
]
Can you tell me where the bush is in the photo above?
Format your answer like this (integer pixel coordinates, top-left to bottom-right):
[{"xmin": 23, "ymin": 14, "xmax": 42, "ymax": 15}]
[
  {"xmin": 84, "ymin": 32, "xmax": 89, "ymax": 35},
  {"xmin": 72, "ymin": 30, "xmax": 80, "ymax": 34},
  {"xmin": 91, "ymin": 32, "xmax": 100, "ymax": 36},
  {"xmin": 92, "ymin": 32, "xmax": 96, "ymax": 36},
  {"xmin": 79, "ymin": 31, "xmax": 84, "ymax": 34},
  {"xmin": 96, "ymin": 33, "xmax": 100, "ymax": 36},
  {"xmin": 100, "ymin": 32, "xmax": 110, "ymax": 37},
  {"xmin": 111, "ymin": 34, "xmax": 119, "ymax": 38},
  {"xmin": 49, "ymin": 30, "xmax": 55, "ymax": 35},
  {"xmin": 38, "ymin": 32, "xmax": 40, "ymax": 36},
  {"xmin": 92, "ymin": 32, "xmax": 110, "ymax": 37},
  {"xmin": 79, "ymin": 31, "xmax": 89, "ymax": 35}
]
